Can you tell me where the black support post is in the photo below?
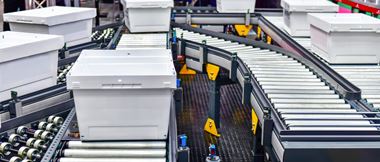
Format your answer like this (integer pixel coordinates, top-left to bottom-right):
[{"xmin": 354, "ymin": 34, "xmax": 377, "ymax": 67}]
[{"xmin": 208, "ymin": 80, "xmax": 221, "ymax": 129}]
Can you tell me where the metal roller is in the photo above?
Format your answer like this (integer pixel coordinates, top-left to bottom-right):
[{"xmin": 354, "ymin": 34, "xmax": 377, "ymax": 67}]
[
  {"xmin": 274, "ymin": 104, "xmax": 350, "ymax": 109},
  {"xmin": 47, "ymin": 116, "xmax": 64, "ymax": 126},
  {"xmin": 270, "ymin": 99, "xmax": 345, "ymax": 104},
  {"xmin": 67, "ymin": 141, "xmax": 166, "ymax": 149},
  {"xmin": 248, "ymin": 64, "xmax": 308, "ymax": 69},
  {"xmin": 63, "ymin": 149, "xmax": 166, "ymax": 158},
  {"xmin": 260, "ymin": 81, "xmax": 325, "ymax": 86},
  {"xmin": 268, "ymin": 94, "xmax": 339, "ymax": 99},
  {"xmin": 264, "ymin": 89, "xmax": 335, "ymax": 94},
  {"xmin": 250, "ymin": 68, "xmax": 311, "ymax": 72},
  {"xmin": 255, "ymin": 74, "xmax": 317, "ymax": 79},
  {"xmin": 331, "ymin": 65, "xmax": 380, "ymax": 110},
  {"xmin": 255, "ymin": 78, "xmax": 321, "ymax": 82},
  {"xmin": 58, "ymin": 158, "xmax": 166, "ymax": 162},
  {"xmin": 262, "ymin": 85, "xmax": 330, "ymax": 90}
]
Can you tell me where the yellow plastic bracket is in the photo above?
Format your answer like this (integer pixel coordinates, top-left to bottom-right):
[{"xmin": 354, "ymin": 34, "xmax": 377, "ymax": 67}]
[
  {"xmin": 206, "ymin": 64, "xmax": 220, "ymax": 81},
  {"xmin": 234, "ymin": 25, "xmax": 253, "ymax": 37},
  {"xmin": 257, "ymin": 26, "xmax": 262, "ymax": 38},
  {"xmin": 179, "ymin": 64, "xmax": 196, "ymax": 75},
  {"xmin": 252, "ymin": 108, "xmax": 259, "ymax": 135},
  {"xmin": 267, "ymin": 35, "xmax": 272, "ymax": 44},
  {"xmin": 204, "ymin": 118, "xmax": 221, "ymax": 137}
]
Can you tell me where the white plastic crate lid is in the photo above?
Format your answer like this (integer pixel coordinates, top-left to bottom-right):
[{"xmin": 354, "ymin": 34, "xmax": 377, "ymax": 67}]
[
  {"xmin": 281, "ymin": 0, "xmax": 338, "ymax": 12},
  {"xmin": 0, "ymin": 31, "xmax": 64, "ymax": 63},
  {"xmin": 308, "ymin": 13, "xmax": 380, "ymax": 33},
  {"xmin": 78, "ymin": 49, "xmax": 172, "ymax": 57},
  {"xmin": 67, "ymin": 50, "xmax": 176, "ymax": 90},
  {"xmin": 125, "ymin": 0, "xmax": 174, "ymax": 8},
  {"xmin": 118, "ymin": 33, "xmax": 167, "ymax": 46},
  {"xmin": 75, "ymin": 49, "xmax": 173, "ymax": 63},
  {"xmin": 3, "ymin": 6, "xmax": 96, "ymax": 26}
]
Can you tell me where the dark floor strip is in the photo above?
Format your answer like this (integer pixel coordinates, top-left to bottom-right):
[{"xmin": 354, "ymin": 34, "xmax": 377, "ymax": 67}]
[{"xmin": 177, "ymin": 74, "xmax": 253, "ymax": 162}]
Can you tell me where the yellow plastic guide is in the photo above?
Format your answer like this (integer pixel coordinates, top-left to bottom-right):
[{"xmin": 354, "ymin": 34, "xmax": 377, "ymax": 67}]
[
  {"xmin": 206, "ymin": 64, "xmax": 220, "ymax": 81},
  {"xmin": 180, "ymin": 64, "xmax": 196, "ymax": 75},
  {"xmin": 252, "ymin": 108, "xmax": 259, "ymax": 135},
  {"xmin": 235, "ymin": 25, "xmax": 253, "ymax": 37},
  {"xmin": 204, "ymin": 118, "xmax": 221, "ymax": 137}
]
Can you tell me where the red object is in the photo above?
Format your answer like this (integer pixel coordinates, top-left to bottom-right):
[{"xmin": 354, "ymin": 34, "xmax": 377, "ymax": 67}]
[
  {"xmin": 336, "ymin": 0, "xmax": 380, "ymax": 15},
  {"xmin": 210, "ymin": 149, "xmax": 216, "ymax": 155},
  {"xmin": 339, "ymin": 7, "xmax": 352, "ymax": 13},
  {"xmin": 177, "ymin": 55, "xmax": 185, "ymax": 61}
]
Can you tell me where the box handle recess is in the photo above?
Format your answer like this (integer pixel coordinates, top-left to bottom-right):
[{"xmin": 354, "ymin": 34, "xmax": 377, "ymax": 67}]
[
  {"xmin": 15, "ymin": 19, "xmax": 33, "ymax": 23},
  {"xmin": 305, "ymin": 8, "xmax": 324, "ymax": 11},
  {"xmin": 102, "ymin": 83, "xmax": 142, "ymax": 89},
  {"xmin": 137, "ymin": 3, "xmax": 170, "ymax": 8},
  {"xmin": 347, "ymin": 28, "xmax": 376, "ymax": 32}
]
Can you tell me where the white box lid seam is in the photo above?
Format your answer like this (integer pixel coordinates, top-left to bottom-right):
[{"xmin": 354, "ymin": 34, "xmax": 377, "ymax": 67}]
[
  {"xmin": 3, "ymin": 6, "xmax": 96, "ymax": 26},
  {"xmin": 125, "ymin": 0, "xmax": 174, "ymax": 8},
  {"xmin": 282, "ymin": 0, "xmax": 339, "ymax": 12},
  {"xmin": 308, "ymin": 13, "xmax": 380, "ymax": 33}
]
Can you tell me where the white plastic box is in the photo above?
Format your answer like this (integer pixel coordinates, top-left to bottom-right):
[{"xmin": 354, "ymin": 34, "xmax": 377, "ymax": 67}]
[
  {"xmin": 0, "ymin": 32, "xmax": 64, "ymax": 101},
  {"xmin": 116, "ymin": 33, "xmax": 168, "ymax": 50},
  {"xmin": 124, "ymin": 0, "xmax": 173, "ymax": 33},
  {"xmin": 309, "ymin": 13, "xmax": 380, "ymax": 64},
  {"xmin": 217, "ymin": 0, "xmax": 256, "ymax": 13},
  {"xmin": 67, "ymin": 49, "xmax": 177, "ymax": 141},
  {"xmin": 3, "ymin": 6, "xmax": 96, "ymax": 47},
  {"xmin": 281, "ymin": 0, "xmax": 338, "ymax": 37}
]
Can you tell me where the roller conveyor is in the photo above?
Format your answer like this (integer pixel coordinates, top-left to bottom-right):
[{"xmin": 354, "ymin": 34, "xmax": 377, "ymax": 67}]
[
  {"xmin": 60, "ymin": 140, "xmax": 168, "ymax": 161},
  {"xmin": 264, "ymin": 15, "xmax": 380, "ymax": 111},
  {"xmin": 172, "ymin": 21, "xmax": 380, "ymax": 161},
  {"xmin": 63, "ymin": 149, "xmax": 166, "ymax": 158},
  {"xmin": 63, "ymin": 141, "xmax": 167, "ymax": 159},
  {"xmin": 66, "ymin": 141, "xmax": 166, "ymax": 149},
  {"xmin": 175, "ymin": 28, "xmax": 377, "ymax": 131},
  {"xmin": 59, "ymin": 158, "xmax": 166, "ymax": 162}
]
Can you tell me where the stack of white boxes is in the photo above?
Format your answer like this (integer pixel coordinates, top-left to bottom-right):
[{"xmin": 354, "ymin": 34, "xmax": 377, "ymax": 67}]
[
  {"xmin": 3, "ymin": 6, "xmax": 96, "ymax": 46},
  {"xmin": 122, "ymin": 0, "xmax": 174, "ymax": 33},
  {"xmin": 308, "ymin": 13, "xmax": 380, "ymax": 64},
  {"xmin": 0, "ymin": 31, "xmax": 64, "ymax": 101},
  {"xmin": 67, "ymin": 49, "xmax": 177, "ymax": 141},
  {"xmin": 281, "ymin": 0, "xmax": 339, "ymax": 37},
  {"xmin": 217, "ymin": 0, "xmax": 256, "ymax": 13},
  {"xmin": 116, "ymin": 33, "xmax": 168, "ymax": 50}
]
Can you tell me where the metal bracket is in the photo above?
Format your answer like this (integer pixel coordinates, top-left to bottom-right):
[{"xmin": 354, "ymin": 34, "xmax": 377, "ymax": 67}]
[
  {"xmin": 245, "ymin": 10, "xmax": 251, "ymax": 26},
  {"xmin": 9, "ymin": 91, "xmax": 22, "ymax": 118},
  {"xmin": 174, "ymin": 88, "xmax": 183, "ymax": 114},
  {"xmin": 201, "ymin": 40, "xmax": 208, "ymax": 72},
  {"xmin": 186, "ymin": 10, "xmax": 192, "ymax": 25},
  {"xmin": 261, "ymin": 113, "xmax": 273, "ymax": 147},
  {"xmin": 178, "ymin": 147, "xmax": 190, "ymax": 162},
  {"xmin": 180, "ymin": 39, "xmax": 186, "ymax": 56},
  {"xmin": 252, "ymin": 124, "xmax": 264, "ymax": 162},
  {"xmin": 230, "ymin": 53, "xmax": 238, "ymax": 82},
  {"xmin": 242, "ymin": 74, "xmax": 252, "ymax": 106}
]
